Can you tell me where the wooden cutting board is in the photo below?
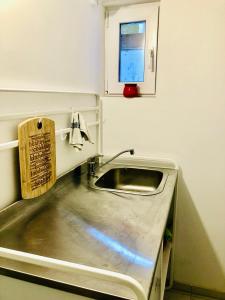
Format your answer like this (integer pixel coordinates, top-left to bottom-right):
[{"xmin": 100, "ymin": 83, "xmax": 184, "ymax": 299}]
[{"xmin": 18, "ymin": 117, "xmax": 56, "ymax": 199}]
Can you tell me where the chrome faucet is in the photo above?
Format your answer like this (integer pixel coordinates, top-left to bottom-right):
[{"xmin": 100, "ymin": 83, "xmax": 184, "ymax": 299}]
[
  {"xmin": 100, "ymin": 149, "xmax": 135, "ymax": 168},
  {"xmin": 88, "ymin": 149, "xmax": 135, "ymax": 177}
]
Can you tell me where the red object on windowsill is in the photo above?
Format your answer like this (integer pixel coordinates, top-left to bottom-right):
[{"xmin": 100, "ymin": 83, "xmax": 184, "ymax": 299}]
[{"xmin": 123, "ymin": 84, "xmax": 139, "ymax": 98}]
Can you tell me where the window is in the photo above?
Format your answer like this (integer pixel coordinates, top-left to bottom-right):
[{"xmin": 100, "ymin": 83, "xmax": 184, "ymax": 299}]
[
  {"xmin": 105, "ymin": 3, "xmax": 159, "ymax": 95},
  {"xmin": 119, "ymin": 21, "xmax": 146, "ymax": 83}
]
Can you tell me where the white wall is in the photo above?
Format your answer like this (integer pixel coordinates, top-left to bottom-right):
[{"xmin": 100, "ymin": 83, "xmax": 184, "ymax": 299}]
[
  {"xmin": 0, "ymin": 275, "xmax": 89, "ymax": 300},
  {"xmin": 0, "ymin": 0, "xmax": 104, "ymax": 210},
  {"xmin": 0, "ymin": 0, "xmax": 104, "ymax": 93},
  {"xmin": 102, "ymin": 0, "xmax": 225, "ymax": 293}
]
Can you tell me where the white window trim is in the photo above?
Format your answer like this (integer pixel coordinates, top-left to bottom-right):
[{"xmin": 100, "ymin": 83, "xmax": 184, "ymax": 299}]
[{"xmin": 105, "ymin": 2, "xmax": 159, "ymax": 95}]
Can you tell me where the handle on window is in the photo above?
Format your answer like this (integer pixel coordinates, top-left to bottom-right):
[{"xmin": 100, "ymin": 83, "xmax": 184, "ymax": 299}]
[{"xmin": 148, "ymin": 48, "xmax": 155, "ymax": 72}]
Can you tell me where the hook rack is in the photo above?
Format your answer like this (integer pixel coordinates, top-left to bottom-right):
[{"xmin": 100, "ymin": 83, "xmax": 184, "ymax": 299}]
[
  {"xmin": 0, "ymin": 106, "xmax": 100, "ymax": 151},
  {"xmin": 0, "ymin": 106, "xmax": 99, "ymax": 121}
]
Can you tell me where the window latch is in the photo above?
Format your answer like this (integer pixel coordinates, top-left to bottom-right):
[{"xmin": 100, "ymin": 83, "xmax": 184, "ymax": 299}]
[{"xmin": 148, "ymin": 48, "xmax": 155, "ymax": 72}]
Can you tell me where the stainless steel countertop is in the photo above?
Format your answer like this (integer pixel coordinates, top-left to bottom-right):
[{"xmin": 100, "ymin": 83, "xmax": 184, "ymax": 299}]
[{"xmin": 0, "ymin": 160, "xmax": 177, "ymax": 299}]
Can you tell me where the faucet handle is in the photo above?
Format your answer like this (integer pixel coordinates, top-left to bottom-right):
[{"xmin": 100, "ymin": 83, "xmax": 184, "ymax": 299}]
[
  {"xmin": 87, "ymin": 154, "xmax": 103, "ymax": 162},
  {"xmin": 87, "ymin": 154, "xmax": 103, "ymax": 176}
]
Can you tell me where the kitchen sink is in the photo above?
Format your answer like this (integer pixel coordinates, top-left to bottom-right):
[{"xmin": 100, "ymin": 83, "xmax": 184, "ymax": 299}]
[{"xmin": 89, "ymin": 166, "xmax": 168, "ymax": 196}]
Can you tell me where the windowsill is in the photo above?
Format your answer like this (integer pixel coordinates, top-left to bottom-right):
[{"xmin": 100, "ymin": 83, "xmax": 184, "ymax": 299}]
[{"xmin": 102, "ymin": 93, "xmax": 156, "ymax": 98}]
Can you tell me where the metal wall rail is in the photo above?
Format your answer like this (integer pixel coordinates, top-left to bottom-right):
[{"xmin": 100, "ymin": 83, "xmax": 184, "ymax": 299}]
[
  {"xmin": 0, "ymin": 106, "xmax": 99, "ymax": 121},
  {"xmin": 0, "ymin": 89, "xmax": 98, "ymax": 96},
  {"xmin": 0, "ymin": 247, "xmax": 147, "ymax": 300},
  {"xmin": 0, "ymin": 121, "xmax": 99, "ymax": 151}
]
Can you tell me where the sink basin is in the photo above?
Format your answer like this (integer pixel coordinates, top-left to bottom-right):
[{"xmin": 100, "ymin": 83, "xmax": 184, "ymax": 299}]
[{"xmin": 90, "ymin": 166, "xmax": 168, "ymax": 195}]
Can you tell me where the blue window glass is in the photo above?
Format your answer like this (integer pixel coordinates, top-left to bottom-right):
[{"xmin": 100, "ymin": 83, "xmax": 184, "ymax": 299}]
[{"xmin": 119, "ymin": 21, "xmax": 146, "ymax": 82}]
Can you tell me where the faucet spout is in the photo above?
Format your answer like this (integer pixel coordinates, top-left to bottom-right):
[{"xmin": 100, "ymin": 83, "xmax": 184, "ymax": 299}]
[
  {"xmin": 88, "ymin": 149, "xmax": 134, "ymax": 177},
  {"xmin": 100, "ymin": 148, "xmax": 135, "ymax": 169}
]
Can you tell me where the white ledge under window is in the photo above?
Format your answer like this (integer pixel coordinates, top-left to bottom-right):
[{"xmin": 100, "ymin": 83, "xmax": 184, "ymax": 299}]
[{"xmin": 101, "ymin": 0, "xmax": 159, "ymax": 8}]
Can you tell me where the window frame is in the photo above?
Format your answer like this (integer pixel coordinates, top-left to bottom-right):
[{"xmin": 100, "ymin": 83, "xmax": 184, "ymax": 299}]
[{"xmin": 105, "ymin": 2, "xmax": 159, "ymax": 95}]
